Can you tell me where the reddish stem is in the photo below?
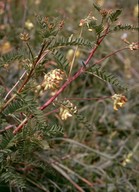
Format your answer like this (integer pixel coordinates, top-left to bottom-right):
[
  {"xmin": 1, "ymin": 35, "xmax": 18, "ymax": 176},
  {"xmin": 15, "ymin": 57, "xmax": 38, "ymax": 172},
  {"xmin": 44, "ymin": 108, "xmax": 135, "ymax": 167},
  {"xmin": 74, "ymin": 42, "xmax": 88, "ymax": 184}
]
[
  {"xmin": 13, "ymin": 26, "xmax": 110, "ymax": 134},
  {"xmin": 63, "ymin": 96, "xmax": 111, "ymax": 101},
  {"xmin": 13, "ymin": 117, "xmax": 29, "ymax": 134},
  {"xmin": 94, "ymin": 47, "xmax": 129, "ymax": 65},
  {"xmin": 0, "ymin": 125, "xmax": 15, "ymax": 133},
  {"xmin": 40, "ymin": 26, "xmax": 110, "ymax": 111}
]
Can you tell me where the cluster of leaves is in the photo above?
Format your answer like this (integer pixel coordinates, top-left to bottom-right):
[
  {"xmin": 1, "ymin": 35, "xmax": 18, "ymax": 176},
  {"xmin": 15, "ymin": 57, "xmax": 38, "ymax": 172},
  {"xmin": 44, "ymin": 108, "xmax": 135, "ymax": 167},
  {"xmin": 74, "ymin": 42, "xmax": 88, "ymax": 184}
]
[{"xmin": 0, "ymin": 1, "xmax": 139, "ymax": 192}]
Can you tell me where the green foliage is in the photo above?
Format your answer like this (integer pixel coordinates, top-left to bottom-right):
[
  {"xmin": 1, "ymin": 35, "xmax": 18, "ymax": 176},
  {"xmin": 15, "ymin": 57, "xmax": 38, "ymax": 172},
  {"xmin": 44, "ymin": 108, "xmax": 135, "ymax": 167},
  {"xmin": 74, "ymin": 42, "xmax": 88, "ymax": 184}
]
[
  {"xmin": 93, "ymin": 3, "xmax": 101, "ymax": 12},
  {"xmin": 109, "ymin": 9, "xmax": 122, "ymax": 22},
  {"xmin": 36, "ymin": 15, "xmax": 61, "ymax": 39},
  {"xmin": 112, "ymin": 24, "xmax": 139, "ymax": 32},
  {"xmin": 0, "ymin": 50, "xmax": 24, "ymax": 66},
  {"xmin": 52, "ymin": 49, "xmax": 69, "ymax": 70},
  {"xmin": 48, "ymin": 36, "xmax": 93, "ymax": 50},
  {"xmin": 3, "ymin": 99, "xmax": 24, "ymax": 116},
  {"xmin": 75, "ymin": 113, "xmax": 92, "ymax": 131},
  {"xmin": 47, "ymin": 124, "xmax": 64, "ymax": 137},
  {"xmin": 1, "ymin": 171, "xmax": 26, "ymax": 189},
  {"xmin": 88, "ymin": 66, "xmax": 128, "ymax": 91},
  {"xmin": 95, "ymin": 24, "xmax": 104, "ymax": 36}
]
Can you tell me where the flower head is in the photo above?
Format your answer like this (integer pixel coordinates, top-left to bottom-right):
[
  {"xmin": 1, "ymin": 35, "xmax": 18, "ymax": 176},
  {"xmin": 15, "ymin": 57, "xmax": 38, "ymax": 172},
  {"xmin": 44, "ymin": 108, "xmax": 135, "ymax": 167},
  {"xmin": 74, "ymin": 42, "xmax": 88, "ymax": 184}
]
[
  {"xmin": 112, "ymin": 94, "xmax": 127, "ymax": 111},
  {"xmin": 42, "ymin": 69, "xmax": 65, "ymax": 91},
  {"xmin": 20, "ymin": 32, "xmax": 30, "ymax": 41},
  {"xmin": 59, "ymin": 100, "xmax": 77, "ymax": 120}
]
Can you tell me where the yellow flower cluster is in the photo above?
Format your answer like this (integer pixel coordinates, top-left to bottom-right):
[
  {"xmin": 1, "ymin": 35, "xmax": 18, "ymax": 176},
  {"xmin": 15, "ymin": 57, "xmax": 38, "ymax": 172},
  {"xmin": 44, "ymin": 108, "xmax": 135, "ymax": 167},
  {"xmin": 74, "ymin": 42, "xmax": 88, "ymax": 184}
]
[
  {"xmin": 42, "ymin": 69, "xmax": 65, "ymax": 91},
  {"xmin": 59, "ymin": 100, "xmax": 77, "ymax": 120},
  {"xmin": 112, "ymin": 94, "xmax": 127, "ymax": 111}
]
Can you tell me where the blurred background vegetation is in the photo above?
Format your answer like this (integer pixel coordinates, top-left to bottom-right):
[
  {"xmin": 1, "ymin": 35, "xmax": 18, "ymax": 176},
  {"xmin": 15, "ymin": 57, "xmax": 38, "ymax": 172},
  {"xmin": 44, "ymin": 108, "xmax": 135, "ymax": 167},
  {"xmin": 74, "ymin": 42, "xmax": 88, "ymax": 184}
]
[{"xmin": 0, "ymin": 0, "xmax": 139, "ymax": 191}]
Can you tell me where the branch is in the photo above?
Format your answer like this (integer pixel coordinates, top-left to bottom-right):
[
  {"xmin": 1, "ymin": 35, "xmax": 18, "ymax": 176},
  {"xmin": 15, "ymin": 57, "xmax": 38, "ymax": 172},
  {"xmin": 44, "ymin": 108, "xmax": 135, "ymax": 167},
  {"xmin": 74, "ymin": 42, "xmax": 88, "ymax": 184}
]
[
  {"xmin": 0, "ymin": 49, "xmax": 49, "ymax": 113},
  {"xmin": 4, "ymin": 70, "xmax": 27, "ymax": 100},
  {"xmin": 0, "ymin": 124, "xmax": 15, "ymax": 133},
  {"xmin": 40, "ymin": 25, "xmax": 110, "ymax": 110},
  {"xmin": 93, "ymin": 47, "xmax": 129, "ymax": 65},
  {"xmin": 12, "ymin": 25, "xmax": 110, "ymax": 134},
  {"xmin": 63, "ymin": 96, "xmax": 111, "ymax": 101}
]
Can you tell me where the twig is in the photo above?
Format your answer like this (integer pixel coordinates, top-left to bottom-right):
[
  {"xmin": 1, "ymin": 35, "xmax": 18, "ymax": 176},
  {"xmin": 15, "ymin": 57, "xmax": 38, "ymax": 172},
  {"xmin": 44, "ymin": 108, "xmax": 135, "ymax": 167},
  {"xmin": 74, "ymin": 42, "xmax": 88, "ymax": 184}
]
[
  {"xmin": 26, "ymin": 178, "xmax": 50, "ymax": 192},
  {"xmin": 63, "ymin": 96, "xmax": 111, "ymax": 101},
  {"xmin": 0, "ymin": 124, "xmax": 15, "ymax": 133},
  {"xmin": 69, "ymin": 28, "xmax": 83, "ymax": 77},
  {"xmin": 26, "ymin": 42, "xmax": 34, "ymax": 61},
  {"xmin": 0, "ymin": 49, "xmax": 49, "ymax": 113},
  {"xmin": 12, "ymin": 25, "xmax": 110, "ymax": 133},
  {"xmin": 49, "ymin": 162, "xmax": 85, "ymax": 192},
  {"xmin": 17, "ymin": 49, "xmax": 49, "ymax": 93},
  {"xmin": 4, "ymin": 70, "xmax": 27, "ymax": 100},
  {"xmin": 45, "ymin": 108, "xmax": 59, "ymax": 116},
  {"xmin": 55, "ymin": 162, "xmax": 94, "ymax": 188},
  {"xmin": 50, "ymin": 137, "xmax": 127, "ymax": 160},
  {"xmin": 13, "ymin": 116, "xmax": 29, "ymax": 134},
  {"xmin": 40, "ymin": 25, "xmax": 110, "ymax": 111},
  {"xmin": 22, "ymin": 0, "xmax": 27, "ymax": 29},
  {"xmin": 93, "ymin": 47, "xmax": 129, "ymax": 65}
]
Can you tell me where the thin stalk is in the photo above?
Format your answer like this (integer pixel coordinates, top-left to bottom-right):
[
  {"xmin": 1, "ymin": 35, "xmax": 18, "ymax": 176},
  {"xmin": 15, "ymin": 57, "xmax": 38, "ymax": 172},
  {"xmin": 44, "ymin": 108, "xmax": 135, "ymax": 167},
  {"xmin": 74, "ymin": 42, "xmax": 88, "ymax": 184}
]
[
  {"xmin": 49, "ymin": 162, "xmax": 85, "ymax": 192},
  {"xmin": 4, "ymin": 70, "xmax": 27, "ymax": 100},
  {"xmin": 0, "ymin": 125, "xmax": 15, "ymax": 133},
  {"xmin": 55, "ymin": 162, "xmax": 94, "ymax": 188},
  {"xmin": 26, "ymin": 42, "xmax": 34, "ymax": 61},
  {"xmin": 93, "ymin": 47, "xmax": 129, "ymax": 65},
  {"xmin": 27, "ymin": 178, "xmax": 50, "ymax": 192},
  {"xmin": 63, "ymin": 96, "xmax": 111, "ymax": 101},
  {"xmin": 13, "ymin": 116, "xmax": 31, "ymax": 134},
  {"xmin": 69, "ymin": 27, "xmax": 83, "ymax": 77}
]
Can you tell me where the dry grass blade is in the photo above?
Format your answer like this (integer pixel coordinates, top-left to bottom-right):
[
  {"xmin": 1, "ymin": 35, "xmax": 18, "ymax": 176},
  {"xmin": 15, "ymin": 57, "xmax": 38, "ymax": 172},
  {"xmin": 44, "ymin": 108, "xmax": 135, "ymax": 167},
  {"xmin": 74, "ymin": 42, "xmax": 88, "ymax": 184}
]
[{"xmin": 50, "ymin": 162, "xmax": 85, "ymax": 192}]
